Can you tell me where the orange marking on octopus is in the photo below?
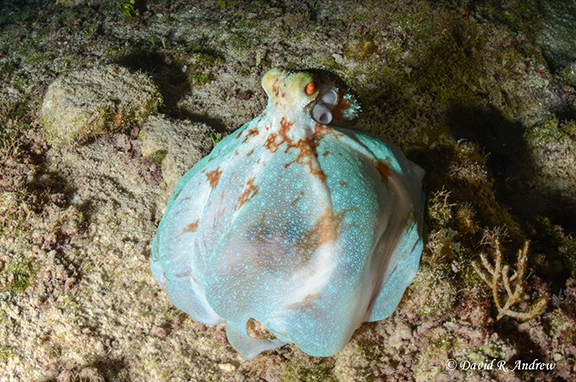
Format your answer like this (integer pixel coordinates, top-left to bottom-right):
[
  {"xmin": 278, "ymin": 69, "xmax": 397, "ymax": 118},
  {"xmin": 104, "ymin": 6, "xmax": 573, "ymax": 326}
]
[
  {"xmin": 314, "ymin": 123, "xmax": 340, "ymax": 138},
  {"xmin": 272, "ymin": 80, "xmax": 280, "ymax": 98},
  {"xmin": 290, "ymin": 191, "xmax": 305, "ymax": 206},
  {"xmin": 242, "ymin": 127, "xmax": 260, "ymax": 143},
  {"xmin": 206, "ymin": 168, "xmax": 223, "ymax": 189},
  {"xmin": 182, "ymin": 220, "xmax": 199, "ymax": 233},
  {"xmin": 279, "ymin": 117, "xmax": 292, "ymax": 135},
  {"xmin": 292, "ymin": 138, "xmax": 327, "ymax": 182},
  {"xmin": 296, "ymin": 208, "xmax": 346, "ymax": 263},
  {"xmin": 315, "ymin": 208, "xmax": 345, "ymax": 244},
  {"xmin": 281, "ymin": 126, "xmax": 328, "ymax": 181},
  {"xmin": 238, "ymin": 115, "xmax": 264, "ymax": 140},
  {"xmin": 289, "ymin": 293, "xmax": 320, "ymax": 311},
  {"xmin": 238, "ymin": 177, "xmax": 259, "ymax": 208},
  {"xmin": 265, "ymin": 117, "xmax": 294, "ymax": 153},
  {"xmin": 376, "ymin": 162, "xmax": 391, "ymax": 181},
  {"xmin": 264, "ymin": 119, "xmax": 335, "ymax": 181},
  {"xmin": 246, "ymin": 148, "xmax": 254, "ymax": 156},
  {"xmin": 264, "ymin": 132, "xmax": 279, "ymax": 152}
]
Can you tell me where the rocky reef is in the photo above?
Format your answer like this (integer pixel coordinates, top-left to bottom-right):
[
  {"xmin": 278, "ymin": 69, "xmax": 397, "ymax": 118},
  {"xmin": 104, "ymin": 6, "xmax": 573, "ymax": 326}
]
[{"xmin": 0, "ymin": 1, "xmax": 575, "ymax": 381}]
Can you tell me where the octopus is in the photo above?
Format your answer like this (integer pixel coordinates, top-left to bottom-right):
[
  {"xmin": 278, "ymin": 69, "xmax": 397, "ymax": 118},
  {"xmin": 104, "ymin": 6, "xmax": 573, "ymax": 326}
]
[{"xmin": 151, "ymin": 67, "xmax": 425, "ymax": 360}]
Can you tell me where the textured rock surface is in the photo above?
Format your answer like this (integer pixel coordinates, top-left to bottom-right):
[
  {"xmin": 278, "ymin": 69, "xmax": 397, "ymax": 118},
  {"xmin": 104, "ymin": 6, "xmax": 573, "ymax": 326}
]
[
  {"xmin": 139, "ymin": 115, "xmax": 214, "ymax": 192},
  {"xmin": 40, "ymin": 64, "xmax": 162, "ymax": 145},
  {"xmin": 508, "ymin": 118, "xmax": 576, "ymax": 229},
  {"xmin": 537, "ymin": 0, "xmax": 576, "ymax": 72},
  {"xmin": 524, "ymin": 120, "xmax": 576, "ymax": 200}
]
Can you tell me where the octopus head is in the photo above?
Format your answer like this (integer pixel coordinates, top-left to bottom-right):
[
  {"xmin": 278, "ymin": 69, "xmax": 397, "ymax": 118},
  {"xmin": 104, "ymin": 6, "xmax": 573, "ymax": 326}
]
[{"xmin": 262, "ymin": 67, "xmax": 362, "ymax": 127}]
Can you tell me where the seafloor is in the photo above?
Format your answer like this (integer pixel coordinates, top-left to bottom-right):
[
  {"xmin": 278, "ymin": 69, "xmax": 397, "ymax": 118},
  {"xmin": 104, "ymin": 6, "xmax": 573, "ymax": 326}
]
[{"xmin": 0, "ymin": 1, "xmax": 575, "ymax": 381}]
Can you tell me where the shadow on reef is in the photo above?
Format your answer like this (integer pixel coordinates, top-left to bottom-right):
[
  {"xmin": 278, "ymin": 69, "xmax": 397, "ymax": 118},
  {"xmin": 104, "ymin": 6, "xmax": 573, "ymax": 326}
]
[
  {"xmin": 0, "ymin": 0, "xmax": 46, "ymax": 27},
  {"xmin": 447, "ymin": 103, "xmax": 576, "ymax": 232},
  {"xmin": 445, "ymin": 103, "xmax": 576, "ymax": 292},
  {"xmin": 87, "ymin": 357, "xmax": 127, "ymax": 380},
  {"xmin": 44, "ymin": 358, "xmax": 128, "ymax": 382},
  {"xmin": 495, "ymin": 318, "xmax": 548, "ymax": 379},
  {"xmin": 446, "ymin": 104, "xmax": 525, "ymax": 179},
  {"xmin": 115, "ymin": 51, "xmax": 190, "ymax": 116},
  {"xmin": 115, "ymin": 50, "xmax": 227, "ymax": 133}
]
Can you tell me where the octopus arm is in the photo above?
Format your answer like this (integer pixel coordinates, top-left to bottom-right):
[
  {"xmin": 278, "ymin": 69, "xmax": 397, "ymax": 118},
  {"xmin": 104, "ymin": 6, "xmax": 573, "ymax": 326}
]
[
  {"xmin": 335, "ymin": 128, "xmax": 425, "ymax": 322},
  {"xmin": 151, "ymin": 123, "xmax": 251, "ymax": 325}
]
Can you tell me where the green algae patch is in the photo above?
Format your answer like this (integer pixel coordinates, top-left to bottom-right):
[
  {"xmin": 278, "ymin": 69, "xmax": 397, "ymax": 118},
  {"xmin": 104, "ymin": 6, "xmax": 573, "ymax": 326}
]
[
  {"xmin": 0, "ymin": 254, "xmax": 36, "ymax": 295},
  {"xmin": 39, "ymin": 64, "xmax": 162, "ymax": 146},
  {"xmin": 0, "ymin": 193, "xmax": 37, "ymax": 296}
]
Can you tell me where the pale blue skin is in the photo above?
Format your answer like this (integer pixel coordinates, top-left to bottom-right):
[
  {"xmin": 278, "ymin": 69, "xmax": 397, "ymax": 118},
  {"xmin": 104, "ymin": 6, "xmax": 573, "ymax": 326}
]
[{"xmin": 151, "ymin": 67, "xmax": 424, "ymax": 360}]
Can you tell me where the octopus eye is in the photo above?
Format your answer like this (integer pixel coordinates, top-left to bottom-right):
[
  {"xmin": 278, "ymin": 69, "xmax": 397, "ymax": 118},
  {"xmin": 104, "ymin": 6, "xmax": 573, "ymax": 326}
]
[{"xmin": 305, "ymin": 81, "xmax": 316, "ymax": 95}]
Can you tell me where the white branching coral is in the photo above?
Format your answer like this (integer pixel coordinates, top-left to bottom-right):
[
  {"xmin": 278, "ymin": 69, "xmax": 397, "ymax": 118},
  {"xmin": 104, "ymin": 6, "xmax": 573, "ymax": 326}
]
[{"xmin": 473, "ymin": 239, "xmax": 548, "ymax": 321}]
